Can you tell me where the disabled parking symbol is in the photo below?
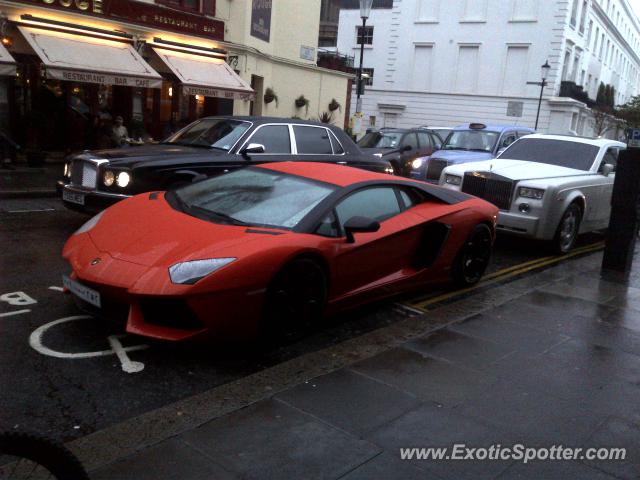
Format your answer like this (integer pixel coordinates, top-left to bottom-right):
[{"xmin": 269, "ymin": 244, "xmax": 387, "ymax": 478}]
[{"xmin": 29, "ymin": 315, "xmax": 149, "ymax": 374}]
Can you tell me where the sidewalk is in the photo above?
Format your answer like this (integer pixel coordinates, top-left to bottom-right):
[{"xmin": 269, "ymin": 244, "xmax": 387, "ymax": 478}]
[
  {"xmin": 0, "ymin": 163, "xmax": 61, "ymax": 198},
  {"xmin": 77, "ymin": 249, "xmax": 639, "ymax": 480}
]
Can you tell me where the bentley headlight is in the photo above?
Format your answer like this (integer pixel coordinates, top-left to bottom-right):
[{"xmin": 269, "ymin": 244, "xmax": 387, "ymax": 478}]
[
  {"xmin": 116, "ymin": 171, "xmax": 131, "ymax": 188},
  {"xmin": 412, "ymin": 158, "xmax": 424, "ymax": 169},
  {"xmin": 445, "ymin": 174, "xmax": 462, "ymax": 186},
  {"xmin": 169, "ymin": 258, "xmax": 236, "ymax": 285},
  {"xmin": 103, "ymin": 170, "xmax": 115, "ymax": 187},
  {"xmin": 518, "ymin": 187, "xmax": 545, "ymax": 200},
  {"xmin": 74, "ymin": 211, "xmax": 104, "ymax": 235}
]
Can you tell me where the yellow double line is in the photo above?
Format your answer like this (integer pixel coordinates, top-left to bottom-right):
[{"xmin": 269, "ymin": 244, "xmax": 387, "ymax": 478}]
[{"xmin": 404, "ymin": 241, "xmax": 605, "ymax": 312}]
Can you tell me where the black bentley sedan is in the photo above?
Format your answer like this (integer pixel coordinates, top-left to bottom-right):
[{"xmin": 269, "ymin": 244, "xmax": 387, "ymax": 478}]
[{"xmin": 58, "ymin": 116, "xmax": 393, "ymax": 213}]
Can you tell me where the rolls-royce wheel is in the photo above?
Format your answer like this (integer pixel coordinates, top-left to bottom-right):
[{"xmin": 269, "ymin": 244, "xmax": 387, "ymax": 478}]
[
  {"xmin": 553, "ymin": 203, "xmax": 582, "ymax": 254},
  {"xmin": 452, "ymin": 224, "xmax": 493, "ymax": 287},
  {"xmin": 262, "ymin": 258, "xmax": 327, "ymax": 342}
]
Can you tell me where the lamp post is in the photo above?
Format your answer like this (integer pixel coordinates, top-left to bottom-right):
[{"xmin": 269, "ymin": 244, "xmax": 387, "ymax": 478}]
[
  {"xmin": 356, "ymin": 0, "xmax": 373, "ymax": 115},
  {"xmin": 531, "ymin": 60, "xmax": 551, "ymax": 130}
]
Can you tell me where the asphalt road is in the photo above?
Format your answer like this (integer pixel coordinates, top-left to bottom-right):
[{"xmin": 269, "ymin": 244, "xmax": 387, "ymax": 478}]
[{"xmin": 0, "ymin": 197, "xmax": 605, "ymax": 442}]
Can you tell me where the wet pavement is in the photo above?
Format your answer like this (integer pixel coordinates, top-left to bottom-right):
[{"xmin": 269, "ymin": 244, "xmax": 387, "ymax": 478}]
[{"xmin": 88, "ymin": 250, "xmax": 640, "ymax": 480}]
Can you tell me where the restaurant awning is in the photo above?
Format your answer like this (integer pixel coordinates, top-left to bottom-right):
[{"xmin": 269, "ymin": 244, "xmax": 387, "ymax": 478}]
[
  {"xmin": 152, "ymin": 47, "xmax": 255, "ymax": 101},
  {"xmin": 0, "ymin": 42, "xmax": 16, "ymax": 76},
  {"xmin": 18, "ymin": 26, "xmax": 162, "ymax": 88}
]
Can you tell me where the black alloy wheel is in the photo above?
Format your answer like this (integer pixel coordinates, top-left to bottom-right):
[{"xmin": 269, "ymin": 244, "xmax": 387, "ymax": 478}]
[
  {"xmin": 262, "ymin": 258, "xmax": 328, "ymax": 341},
  {"xmin": 453, "ymin": 224, "xmax": 493, "ymax": 287}
]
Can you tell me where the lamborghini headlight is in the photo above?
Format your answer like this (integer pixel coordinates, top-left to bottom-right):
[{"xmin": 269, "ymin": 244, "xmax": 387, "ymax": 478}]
[
  {"xmin": 169, "ymin": 258, "xmax": 236, "ymax": 285},
  {"xmin": 74, "ymin": 211, "xmax": 104, "ymax": 235},
  {"xmin": 518, "ymin": 187, "xmax": 545, "ymax": 200}
]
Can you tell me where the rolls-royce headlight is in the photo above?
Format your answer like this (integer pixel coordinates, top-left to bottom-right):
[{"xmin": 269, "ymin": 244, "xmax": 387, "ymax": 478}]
[
  {"xmin": 445, "ymin": 174, "xmax": 462, "ymax": 186},
  {"xmin": 64, "ymin": 162, "xmax": 71, "ymax": 178},
  {"xmin": 103, "ymin": 170, "xmax": 115, "ymax": 187},
  {"xmin": 116, "ymin": 172, "xmax": 131, "ymax": 188},
  {"xmin": 169, "ymin": 258, "xmax": 236, "ymax": 285},
  {"xmin": 412, "ymin": 158, "xmax": 424, "ymax": 169},
  {"xmin": 518, "ymin": 187, "xmax": 545, "ymax": 200}
]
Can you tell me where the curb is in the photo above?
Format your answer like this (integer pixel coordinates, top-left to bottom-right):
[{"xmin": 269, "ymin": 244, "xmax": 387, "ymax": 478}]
[{"xmin": 66, "ymin": 249, "xmax": 603, "ymax": 473}]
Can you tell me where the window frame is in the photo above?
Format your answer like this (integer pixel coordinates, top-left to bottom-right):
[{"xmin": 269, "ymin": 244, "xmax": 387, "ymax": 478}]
[
  {"xmin": 156, "ymin": 0, "xmax": 204, "ymax": 14},
  {"xmin": 291, "ymin": 124, "xmax": 343, "ymax": 155},
  {"xmin": 237, "ymin": 123, "xmax": 295, "ymax": 155},
  {"xmin": 356, "ymin": 25, "xmax": 374, "ymax": 46}
]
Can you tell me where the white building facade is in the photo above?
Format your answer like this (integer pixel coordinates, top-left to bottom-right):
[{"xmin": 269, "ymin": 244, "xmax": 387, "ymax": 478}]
[{"xmin": 337, "ymin": 0, "xmax": 640, "ymax": 137}]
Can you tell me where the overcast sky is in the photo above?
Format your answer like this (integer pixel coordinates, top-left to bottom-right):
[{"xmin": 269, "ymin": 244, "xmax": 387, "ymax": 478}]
[{"xmin": 632, "ymin": 0, "xmax": 640, "ymax": 20}]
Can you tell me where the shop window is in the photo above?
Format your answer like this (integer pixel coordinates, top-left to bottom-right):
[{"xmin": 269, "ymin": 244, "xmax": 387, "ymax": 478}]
[
  {"xmin": 361, "ymin": 68, "xmax": 374, "ymax": 86},
  {"xmin": 156, "ymin": 0, "xmax": 215, "ymax": 15}
]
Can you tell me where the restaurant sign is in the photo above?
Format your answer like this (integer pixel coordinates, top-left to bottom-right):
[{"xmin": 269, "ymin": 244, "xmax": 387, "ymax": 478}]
[
  {"xmin": 16, "ymin": 0, "xmax": 224, "ymax": 41},
  {"xmin": 47, "ymin": 68, "xmax": 162, "ymax": 89},
  {"xmin": 184, "ymin": 85, "xmax": 255, "ymax": 101},
  {"xmin": 250, "ymin": 0, "xmax": 271, "ymax": 42}
]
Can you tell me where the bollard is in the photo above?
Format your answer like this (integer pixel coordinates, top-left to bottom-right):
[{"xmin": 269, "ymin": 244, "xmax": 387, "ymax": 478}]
[{"xmin": 602, "ymin": 147, "xmax": 640, "ymax": 273}]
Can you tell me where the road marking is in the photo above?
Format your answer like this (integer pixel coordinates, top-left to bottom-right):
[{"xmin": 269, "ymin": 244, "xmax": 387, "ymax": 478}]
[
  {"xmin": 0, "ymin": 291, "xmax": 37, "ymax": 306},
  {"xmin": 404, "ymin": 242, "xmax": 604, "ymax": 312},
  {"xmin": 108, "ymin": 336, "xmax": 145, "ymax": 373},
  {"xmin": 48, "ymin": 286, "xmax": 64, "ymax": 292},
  {"xmin": 29, "ymin": 315, "xmax": 149, "ymax": 374},
  {"xmin": 7, "ymin": 208, "xmax": 56, "ymax": 213},
  {"xmin": 0, "ymin": 309, "xmax": 31, "ymax": 318}
]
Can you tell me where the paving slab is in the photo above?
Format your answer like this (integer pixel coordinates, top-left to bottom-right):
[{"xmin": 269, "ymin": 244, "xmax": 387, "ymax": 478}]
[
  {"xmin": 275, "ymin": 368, "xmax": 421, "ymax": 436},
  {"xmin": 350, "ymin": 347, "xmax": 498, "ymax": 407},
  {"xmin": 583, "ymin": 416, "xmax": 640, "ymax": 480},
  {"xmin": 179, "ymin": 398, "xmax": 381, "ymax": 480},
  {"xmin": 496, "ymin": 460, "xmax": 619, "ymax": 479},
  {"xmin": 339, "ymin": 452, "xmax": 441, "ymax": 480}
]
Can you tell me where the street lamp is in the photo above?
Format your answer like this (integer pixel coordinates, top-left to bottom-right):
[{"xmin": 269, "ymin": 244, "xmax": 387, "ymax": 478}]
[
  {"xmin": 356, "ymin": 0, "xmax": 373, "ymax": 115},
  {"xmin": 531, "ymin": 60, "xmax": 551, "ymax": 130}
]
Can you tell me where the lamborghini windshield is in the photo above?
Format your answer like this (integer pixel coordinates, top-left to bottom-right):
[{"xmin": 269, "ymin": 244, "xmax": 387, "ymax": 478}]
[{"xmin": 171, "ymin": 168, "xmax": 336, "ymax": 229}]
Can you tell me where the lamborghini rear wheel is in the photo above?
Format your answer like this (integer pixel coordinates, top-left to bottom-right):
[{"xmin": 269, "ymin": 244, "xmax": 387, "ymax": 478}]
[{"xmin": 262, "ymin": 258, "xmax": 328, "ymax": 341}]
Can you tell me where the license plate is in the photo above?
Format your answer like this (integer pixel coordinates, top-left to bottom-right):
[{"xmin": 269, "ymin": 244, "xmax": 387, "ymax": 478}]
[
  {"xmin": 63, "ymin": 190, "xmax": 85, "ymax": 205},
  {"xmin": 63, "ymin": 275, "xmax": 101, "ymax": 308}
]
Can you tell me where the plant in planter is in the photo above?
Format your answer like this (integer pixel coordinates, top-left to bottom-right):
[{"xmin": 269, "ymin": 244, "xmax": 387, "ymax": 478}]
[
  {"xmin": 328, "ymin": 98, "xmax": 341, "ymax": 112},
  {"xmin": 295, "ymin": 95, "xmax": 310, "ymax": 115},
  {"xmin": 318, "ymin": 111, "xmax": 333, "ymax": 124},
  {"xmin": 263, "ymin": 88, "xmax": 278, "ymax": 107}
]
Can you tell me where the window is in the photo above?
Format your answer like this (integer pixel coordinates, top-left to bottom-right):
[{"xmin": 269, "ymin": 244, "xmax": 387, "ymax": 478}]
[
  {"xmin": 570, "ymin": 0, "xmax": 578, "ymax": 26},
  {"xmin": 399, "ymin": 187, "xmax": 423, "ymax": 209},
  {"xmin": 247, "ymin": 125, "xmax": 291, "ymax": 154},
  {"xmin": 335, "ymin": 187, "xmax": 401, "ymax": 228},
  {"xmin": 356, "ymin": 26, "xmax": 374, "ymax": 45},
  {"xmin": 601, "ymin": 148, "xmax": 618, "ymax": 171},
  {"xmin": 156, "ymin": 0, "xmax": 213, "ymax": 14},
  {"xmin": 499, "ymin": 132, "xmax": 518, "ymax": 150},
  {"xmin": 416, "ymin": 0, "xmax": 440, "ymax": 22},
  {"xmin": 361, "ymin": 68, "xmax": 374, "ymax": 86},
  {"xmin": 499, "ymin": 138, "xmax": 599, "ymax": 170},
  {"xmin": 328, "ymin": 131, "xmax": 345, "ymax": 154},
  {"xmin": 315, "ymin": 210, "xmax": 340, "ymax": 237},
  {"xmin": 579, "ymin": 0, "xmax": 588, "ymax": 32},
  {"xmin": 417, "ymin": 132, "xmax": 432, "ymax": 149},
  {"xmin": 401, "ymin": 133, "xmax": 419, "ymax": 150},
  {"xmin": 511, "ymin": 0, "xmax": 537, "ymax": 21},
  {"xmin": 455, "ymin": 45, "xmax": 480, "ymax": 93},
  {"xmin": 410, "ymin": 45, "xmax": 433, "ymax": 91},
  {"xmin": 461, "ymin": 0, "xmax": 487, "ymax": 21},
  {"xmin": 502, "ymin": 46, "xmax": 528, "ymax": 96},
  {"xmin": 586, "ymin": 20, "xmax": 593, "ymax": 45},
  {"xmin": 293, "ymin": 126, "xmax": 333, "ymax": 154}
]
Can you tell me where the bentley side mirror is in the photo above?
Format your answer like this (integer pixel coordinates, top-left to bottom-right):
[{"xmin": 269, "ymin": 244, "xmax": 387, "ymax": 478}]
[
  {"xmin": 240, "ymin": 143, "xmax": 265, "ymax": 160},
  {"xmin": 344, "ymin": 216, "xmax": 380, "ymax": 243},
  {"xmin": 602, "ymin": 163, "xmax": 615, "ymax": 176}
]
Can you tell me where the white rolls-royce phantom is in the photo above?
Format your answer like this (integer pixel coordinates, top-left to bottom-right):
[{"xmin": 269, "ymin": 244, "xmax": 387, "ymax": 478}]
[{"xmin": 438, "ymin": 134, "xmax": 626, "ymax": 253}]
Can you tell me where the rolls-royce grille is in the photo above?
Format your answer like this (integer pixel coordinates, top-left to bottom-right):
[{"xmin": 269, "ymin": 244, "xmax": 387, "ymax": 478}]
[
  {"xmin": 71, "ymin": 160, "xmax": 97, "ymax": 189},
  {"xmin": 462, "ymin": 172, "xmax": 514, "ymax": 210},
  {"xmin": 426, "ymin": 159, "xmax": 448, "ymax": 181}
]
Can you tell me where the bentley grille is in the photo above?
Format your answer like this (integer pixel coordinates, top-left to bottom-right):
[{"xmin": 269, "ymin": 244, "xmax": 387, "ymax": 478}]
[
  {"xmin": 462, "ymin": 172, "xmax": 514, "ymax": 210},
  {"xmin": 426, "ymin": 158, "xmax": 448, "ymax": 182},
  {"xmin": 70, "ymin": 160, "xmax": 98, "ymax": 189}
]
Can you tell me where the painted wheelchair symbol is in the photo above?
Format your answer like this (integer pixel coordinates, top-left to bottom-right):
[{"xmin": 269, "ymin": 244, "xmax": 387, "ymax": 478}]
[{"xmin": 29, "ymin": 315, "xmax": 149, "ymax": 374}]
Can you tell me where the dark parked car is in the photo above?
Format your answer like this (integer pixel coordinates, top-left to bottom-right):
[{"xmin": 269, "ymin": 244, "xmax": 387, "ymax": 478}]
[
  {"xmin": 357, "ymin": 127, "xmax": 444, "ymax": 177},
  {"xmin": 58, "ymin": 116, "xmax": 394, "ymax": 213}
]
